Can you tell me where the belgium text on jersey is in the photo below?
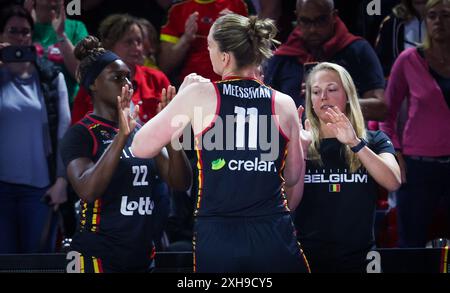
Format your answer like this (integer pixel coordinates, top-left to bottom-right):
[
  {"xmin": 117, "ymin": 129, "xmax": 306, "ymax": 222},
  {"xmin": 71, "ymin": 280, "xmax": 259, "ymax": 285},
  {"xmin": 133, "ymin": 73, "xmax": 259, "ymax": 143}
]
[{"xmin": 304, "ymin": 173, "xmax": 368, "ymax": 183}]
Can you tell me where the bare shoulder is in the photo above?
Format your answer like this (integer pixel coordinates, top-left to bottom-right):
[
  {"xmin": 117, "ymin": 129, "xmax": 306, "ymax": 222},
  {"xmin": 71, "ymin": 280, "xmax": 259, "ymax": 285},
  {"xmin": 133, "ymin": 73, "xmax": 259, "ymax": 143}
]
[
  {"xmin": 188, "ymin": 80, "xmax": 216, "ymax": 94},
  {"xmin": 273, "ymin": 90, "xmax": 299, "ymax": 140},
  {"xmin": 273, "ymin": 91, "xmax": 297, "ymax": 117},
  {"xmin": 180, "ymin": 81, "xmax": 217, "ymax": 108}
]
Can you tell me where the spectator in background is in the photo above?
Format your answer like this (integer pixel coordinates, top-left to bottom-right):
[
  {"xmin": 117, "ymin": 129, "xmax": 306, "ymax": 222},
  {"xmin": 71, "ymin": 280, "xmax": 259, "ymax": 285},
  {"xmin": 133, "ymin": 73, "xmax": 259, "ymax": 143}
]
[
  {"xmin": 251, "ymin": 0, "xmax": 297, "ymax": 43},
  {"xmin": 375, "ymin": 0, "xmax": 427, "ymax": 77},
  {"xmin": 264, "ymin": 0, "xmax": 387, "ymax": 122},
  {"xmin": 138, "ymin": 18, "xmax": 160, "ymax": 70},
  {"xmin": 0, "ymin": 5, "xmax": 70, "ymax": 253},
  {"xmin": 158, "ymin": 0, "xmax": 248, "ymax": 85},
  {"xmin": 27, "ymin": 0, "xmax": 88, "ymax": 105},
  {"xmin": 68, "ymin": 0, "xmax": 172, "ymax": 39},
  {"xmin": 291, "ymin": 62, "xmax": 400, "ymax": 272},
  {"xmin": 379, "ymin": 0, "xmax": 450, "ymax": 248},
  {"xmin": 373, "ymin": 1, "xmax": 427, "ymax": 236},
  {"xmin": 352, "ymin": 0, "xmax": 400, "ymax": 46},
  {"xmin": 71, "ymin": 14, "xmax": 170, "ymax": 125}
]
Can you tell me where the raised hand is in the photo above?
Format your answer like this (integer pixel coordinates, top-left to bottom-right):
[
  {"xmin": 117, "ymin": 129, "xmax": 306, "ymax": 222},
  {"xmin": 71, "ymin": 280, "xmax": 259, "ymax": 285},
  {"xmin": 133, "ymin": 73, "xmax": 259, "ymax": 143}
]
[
  {"xmin": 184, "ymin": 11, "xmax": 199, "ymax": 42},
  {"xmin": 178, "ymin": 73, "xmax": 210, "ymax": 93},
  {"xmin": 157, "ymin": 85, "xmax": 176, "ymax": 113},
  {"xmin": 117, "ymin": 84, "xmax": 139, "ymax": 137},
  {"xmin": 51, "ymin": 4, "xmax": 66, "ymax": 38},
  {"xmin": 24, "ymin": 0, "xmax": 35, "ymax": 20},
  {"xmin": 298, "ymin": 106, "xmax": 312, "ymax": 156},
  {"xmin": 325, "ymin": 106, "xmax": 359, "ymax": 146}
]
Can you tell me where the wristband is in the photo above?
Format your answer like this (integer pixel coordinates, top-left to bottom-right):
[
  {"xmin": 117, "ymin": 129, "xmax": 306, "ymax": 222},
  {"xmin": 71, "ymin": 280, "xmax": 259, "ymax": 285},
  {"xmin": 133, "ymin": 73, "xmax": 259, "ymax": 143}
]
[{"xmin": 350, "ymin": 138, "xmax": 367, "ymax": 153}]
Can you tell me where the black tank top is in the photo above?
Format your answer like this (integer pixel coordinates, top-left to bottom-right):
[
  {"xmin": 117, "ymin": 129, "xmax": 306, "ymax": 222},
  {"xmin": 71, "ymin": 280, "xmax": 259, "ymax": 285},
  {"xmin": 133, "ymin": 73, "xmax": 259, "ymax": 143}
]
[
  {"xmin": 72, "ymin": 114, "xmax": 159, "ymax": 271},
  {"xmin": 194, "ymin": 78, "xmax": 290, "ymax": 217}
]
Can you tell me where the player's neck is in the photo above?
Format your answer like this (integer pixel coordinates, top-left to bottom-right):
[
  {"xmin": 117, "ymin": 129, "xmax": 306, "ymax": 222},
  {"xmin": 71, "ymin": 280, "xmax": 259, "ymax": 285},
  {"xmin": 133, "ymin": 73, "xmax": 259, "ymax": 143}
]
[
  {"xmin": 222, "ymin": 66, "xmax": 258, "ymax": 80},
  {"xmin": 92, "ymin": 105, "xmax": 118, "ymax": 124}
]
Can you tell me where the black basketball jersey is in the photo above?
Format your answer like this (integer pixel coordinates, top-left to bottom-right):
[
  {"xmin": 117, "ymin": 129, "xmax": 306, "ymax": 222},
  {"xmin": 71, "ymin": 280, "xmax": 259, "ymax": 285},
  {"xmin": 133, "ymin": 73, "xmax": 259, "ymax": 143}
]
[
  {"xmin": 194, "ymin": 78, "xmax": 290, "ymax": 217},
  {"xmin": 62, "ymin": 114, "xmax": 159, "ymax": 271}
]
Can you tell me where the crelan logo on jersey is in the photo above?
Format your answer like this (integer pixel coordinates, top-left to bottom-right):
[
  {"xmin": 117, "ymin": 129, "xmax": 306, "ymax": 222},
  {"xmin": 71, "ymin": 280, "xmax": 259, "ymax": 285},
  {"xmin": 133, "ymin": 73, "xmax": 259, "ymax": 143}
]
[
  {"xmin": 211, "ymin": 158, "xmax": 226, "ymax": 170},
  {"xmin": 211, "ymin": 157, "xmax": 277, "ymax": 173},
  {"xmin": 120, "ymin": 196, "xmax": 154, "ymax": 216}
]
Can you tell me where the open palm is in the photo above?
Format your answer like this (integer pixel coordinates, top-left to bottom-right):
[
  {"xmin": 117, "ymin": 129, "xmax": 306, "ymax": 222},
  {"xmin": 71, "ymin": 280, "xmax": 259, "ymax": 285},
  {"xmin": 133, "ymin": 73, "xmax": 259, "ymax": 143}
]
[
  {"xmin": 51, "ymin": 6, "xmax": 66, "ymax": 37},
  {"xmin": 325, "ymin": 106, "xmax": 357, "ymax": 145},
  {"xmin": 157, "ymin": 85, "xmax": 176, "ymax": 113},
  {"xmin": 298, "ymin": 106, "xmax": 312, "ymax": 156},
  {"xmin": 118, "ymin": 84, "xmax": 138, "ymax": 136}
]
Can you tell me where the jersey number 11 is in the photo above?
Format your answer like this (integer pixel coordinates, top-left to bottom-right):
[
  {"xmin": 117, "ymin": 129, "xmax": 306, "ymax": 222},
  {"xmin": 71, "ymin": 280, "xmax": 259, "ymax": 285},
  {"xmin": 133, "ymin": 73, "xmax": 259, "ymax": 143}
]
[{"xmin": 234, "ymin": 106, "xmax": 258, "ymax": 149}]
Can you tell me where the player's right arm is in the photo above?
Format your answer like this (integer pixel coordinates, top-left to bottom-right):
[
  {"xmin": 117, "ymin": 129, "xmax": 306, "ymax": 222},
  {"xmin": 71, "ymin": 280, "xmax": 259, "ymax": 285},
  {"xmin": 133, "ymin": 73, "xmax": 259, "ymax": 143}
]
[
  {"xmin": 61, "ymin": 86, "xmax": 135, "ymax": 203},
  {"xmin": 132, "ymin": 75, "xmax": 216, "ymax": 158},
  {"xmin": 273, "ymin": 91, "xmax": 305, "ymax": 209},
  {"xmin": 284, "ymin": 106, "xmax": 311, "ymax": 210},
  {"xmin": 65, "ymin": 137, "xmax": 128, "ymax": 203}
]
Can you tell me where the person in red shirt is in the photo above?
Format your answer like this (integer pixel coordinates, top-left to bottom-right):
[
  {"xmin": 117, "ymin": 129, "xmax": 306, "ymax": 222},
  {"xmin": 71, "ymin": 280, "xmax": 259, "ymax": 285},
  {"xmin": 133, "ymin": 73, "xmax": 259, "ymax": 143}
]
[
  {"xmin": 158, "ymin": 0, "xmax": 248, "ymax": 85},
  {"xmin": 71, "ymin": 14, "xmax": 170, "ymax": 125}
]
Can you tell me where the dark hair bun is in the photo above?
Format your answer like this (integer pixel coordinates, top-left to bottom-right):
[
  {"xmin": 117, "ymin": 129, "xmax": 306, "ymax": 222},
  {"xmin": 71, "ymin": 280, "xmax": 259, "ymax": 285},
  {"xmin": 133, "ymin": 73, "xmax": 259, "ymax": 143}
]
[{"xmin": 74, "ymin": 35, "xmax": 104, "ymax": 61}]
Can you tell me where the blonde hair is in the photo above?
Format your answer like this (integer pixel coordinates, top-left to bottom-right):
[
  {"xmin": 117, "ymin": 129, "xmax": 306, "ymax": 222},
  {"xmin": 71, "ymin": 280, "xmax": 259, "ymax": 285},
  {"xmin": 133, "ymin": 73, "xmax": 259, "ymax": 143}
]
[
  {"xmin": 212, "ymin": 14, "xmax": 279, "ymax": 69},
  {"xmin": 305, "ymin": 62, "xmax": 367, "ymax": 172},
  {"xmin": 422, "ymin": 0, "xmax": 450, "ymax": 49}
]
